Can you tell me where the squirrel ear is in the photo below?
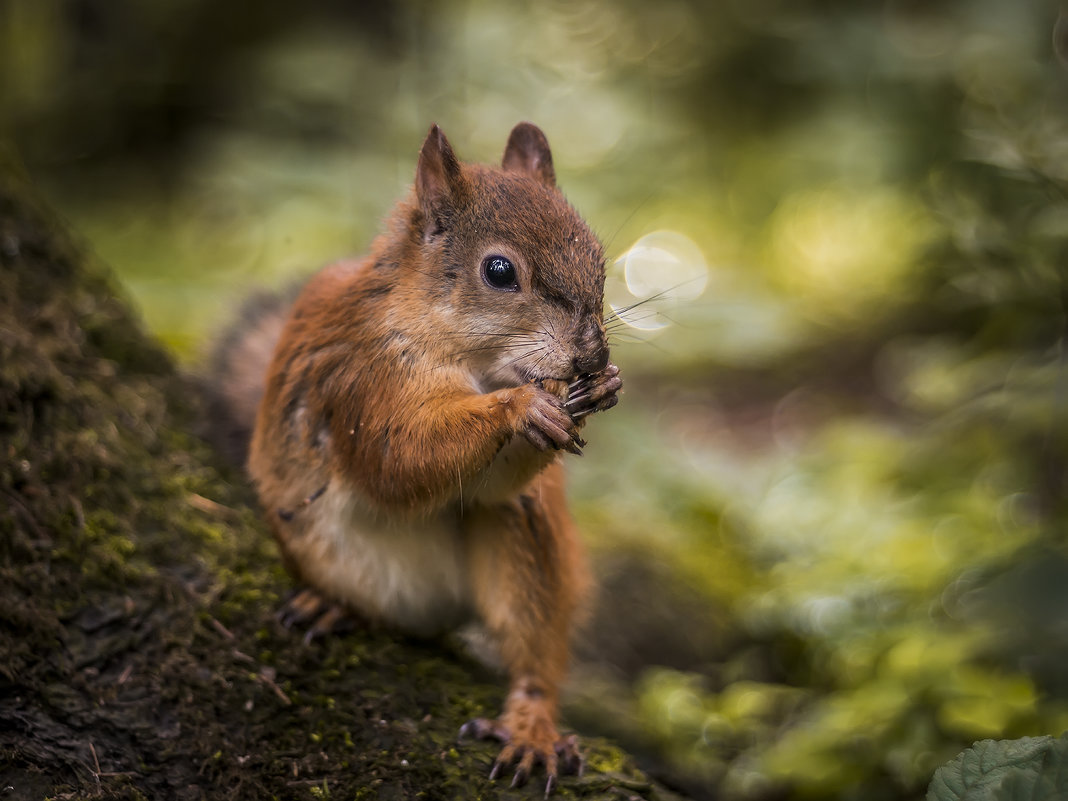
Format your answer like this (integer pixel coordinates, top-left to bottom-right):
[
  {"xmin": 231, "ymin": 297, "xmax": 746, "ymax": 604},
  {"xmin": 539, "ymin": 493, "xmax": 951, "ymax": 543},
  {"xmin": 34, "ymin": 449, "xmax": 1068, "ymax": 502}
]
[
  {"xmin": 416, "ymin": 124, "xmax": 466, "ymax": 240},
  {"xmin": 502, "ymin": 122, "xmax": 556, "ymax": 187}
]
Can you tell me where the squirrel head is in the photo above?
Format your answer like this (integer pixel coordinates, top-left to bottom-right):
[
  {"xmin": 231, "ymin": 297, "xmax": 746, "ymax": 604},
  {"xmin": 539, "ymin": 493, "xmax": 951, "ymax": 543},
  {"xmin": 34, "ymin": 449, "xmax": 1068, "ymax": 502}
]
[{"xmin": 408, "ymin": 122, "xmax": 609, "ymax": 389}]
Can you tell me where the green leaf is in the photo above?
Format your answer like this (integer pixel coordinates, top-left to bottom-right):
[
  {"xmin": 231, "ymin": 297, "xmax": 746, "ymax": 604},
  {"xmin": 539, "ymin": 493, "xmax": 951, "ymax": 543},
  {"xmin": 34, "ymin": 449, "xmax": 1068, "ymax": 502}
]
[{"xmin": 927, "ymin": 733, "xmax": 1068, "ymax": 801}]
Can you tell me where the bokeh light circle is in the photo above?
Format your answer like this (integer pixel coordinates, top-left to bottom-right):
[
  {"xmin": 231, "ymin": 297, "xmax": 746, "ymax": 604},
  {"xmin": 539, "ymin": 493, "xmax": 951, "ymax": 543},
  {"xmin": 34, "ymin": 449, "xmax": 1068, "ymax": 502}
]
[{"xmin": 607, "ymin": 230, "xmax": 708, "ymax": 332}]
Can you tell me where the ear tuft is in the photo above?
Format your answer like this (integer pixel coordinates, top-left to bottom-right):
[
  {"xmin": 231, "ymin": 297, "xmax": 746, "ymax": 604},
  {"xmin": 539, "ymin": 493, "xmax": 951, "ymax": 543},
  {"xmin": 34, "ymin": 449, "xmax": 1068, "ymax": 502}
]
[
  {"xmin": 415, "ymin": 124, "xmax": 466, "ymax": 240},
  {"xmin": 502, "ymin": 122, "xmax": 555, "ymax": 187}
]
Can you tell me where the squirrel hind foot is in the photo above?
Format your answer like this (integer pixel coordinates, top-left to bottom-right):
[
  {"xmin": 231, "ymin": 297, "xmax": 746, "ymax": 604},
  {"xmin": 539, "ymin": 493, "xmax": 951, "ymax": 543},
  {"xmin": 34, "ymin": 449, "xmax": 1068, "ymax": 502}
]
[{"xmin": 276, "ymin": 587, "xmax": 358, "ymax": 642}]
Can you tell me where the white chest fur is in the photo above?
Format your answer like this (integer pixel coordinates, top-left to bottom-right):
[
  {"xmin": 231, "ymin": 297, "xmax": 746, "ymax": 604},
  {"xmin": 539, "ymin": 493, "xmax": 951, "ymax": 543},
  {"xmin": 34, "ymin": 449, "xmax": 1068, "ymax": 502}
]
[{"xmin": 294, "ymin": 481, "xmax": 473, "ymax": 636}]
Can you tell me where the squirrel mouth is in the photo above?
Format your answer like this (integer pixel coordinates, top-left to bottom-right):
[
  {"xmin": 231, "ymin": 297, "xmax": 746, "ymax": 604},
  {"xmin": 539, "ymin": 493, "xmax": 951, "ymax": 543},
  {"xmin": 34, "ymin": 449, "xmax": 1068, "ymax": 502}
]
[
  {"xmin": 520, "ymin": 366, "xmax": 573, "ymax": 386},
  {"xmin": 506, "ymin": 356, "xmax": 574, "ymax": 387}
]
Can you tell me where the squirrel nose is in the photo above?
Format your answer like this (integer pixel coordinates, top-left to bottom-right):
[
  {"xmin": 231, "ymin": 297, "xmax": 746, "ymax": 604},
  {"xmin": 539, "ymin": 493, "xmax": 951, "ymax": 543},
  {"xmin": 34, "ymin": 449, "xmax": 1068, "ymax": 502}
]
[
  {"xmin": 572, "ymin": 321, "xmax": 608, "ymax": 374},
  {"xmin": 573, "ymin": 348, "xmax": 608, "ymax": 374}
]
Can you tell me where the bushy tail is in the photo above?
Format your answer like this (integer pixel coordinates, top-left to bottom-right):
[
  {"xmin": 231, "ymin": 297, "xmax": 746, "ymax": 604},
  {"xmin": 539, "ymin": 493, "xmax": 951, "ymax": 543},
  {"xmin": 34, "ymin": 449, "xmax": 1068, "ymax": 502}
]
[{"xmin": 203, "ymin": 288, "xmax": 296, "ymax": 466}]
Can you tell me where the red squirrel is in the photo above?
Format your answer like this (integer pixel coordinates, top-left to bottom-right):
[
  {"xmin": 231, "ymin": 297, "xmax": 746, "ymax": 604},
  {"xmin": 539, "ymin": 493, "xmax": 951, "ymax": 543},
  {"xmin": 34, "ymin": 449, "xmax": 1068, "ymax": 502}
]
[{"xmin": 209, "ymin": 122, "xmax": 621, "ymax": 792}]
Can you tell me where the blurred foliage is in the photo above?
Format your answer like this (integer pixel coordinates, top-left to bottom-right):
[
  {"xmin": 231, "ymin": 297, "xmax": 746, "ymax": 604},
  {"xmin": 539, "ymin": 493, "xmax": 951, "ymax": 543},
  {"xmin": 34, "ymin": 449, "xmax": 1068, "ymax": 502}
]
[{"xmin": 2, "ymin": 1, "xmax": 1067, "ymax": 800}]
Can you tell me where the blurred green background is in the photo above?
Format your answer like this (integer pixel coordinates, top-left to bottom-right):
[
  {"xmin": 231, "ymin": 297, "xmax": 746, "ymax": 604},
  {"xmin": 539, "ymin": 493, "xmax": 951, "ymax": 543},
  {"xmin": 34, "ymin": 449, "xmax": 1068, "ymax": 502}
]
[{"xmin": 3, "ymin": 1, "xmax": 1067, "ymax": 798}]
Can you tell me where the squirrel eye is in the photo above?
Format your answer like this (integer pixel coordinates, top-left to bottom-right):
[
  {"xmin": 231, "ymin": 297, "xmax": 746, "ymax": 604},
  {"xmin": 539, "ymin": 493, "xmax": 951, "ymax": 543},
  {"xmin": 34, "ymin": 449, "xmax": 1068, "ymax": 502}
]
[{"xmin": 481, "ymin": 255, "xmax": 519, "ymax": 291}]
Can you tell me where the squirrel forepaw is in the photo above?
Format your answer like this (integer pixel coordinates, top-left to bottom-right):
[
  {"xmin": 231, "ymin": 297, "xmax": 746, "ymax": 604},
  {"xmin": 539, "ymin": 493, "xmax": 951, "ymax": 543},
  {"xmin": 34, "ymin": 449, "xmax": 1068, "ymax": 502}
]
[
  {"xmin": 512, "ymin": 365, "xmax": 619, "ymax": 456},
  {"xmin": 513, "ymin": 386, "xmax": 584, "ymax": 455},
  {"xmin": 566, "ymin": 361, "xmax": 622, "ymax": 419}
]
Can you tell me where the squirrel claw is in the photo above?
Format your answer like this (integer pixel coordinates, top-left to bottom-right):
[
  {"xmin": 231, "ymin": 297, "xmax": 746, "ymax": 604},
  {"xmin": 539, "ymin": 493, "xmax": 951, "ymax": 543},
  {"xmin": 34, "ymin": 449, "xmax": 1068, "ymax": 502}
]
[
  {"xmin": 459, "ymin": 717, "xmax": 509, "ymax": 742},
  {"xmin": 570, "ymin": 393, "xmax": 618, "ymax": 420},
  {"xmin": 564, "ymin": 391, "xmax": 591, "ymax": 411},
  {"xmin": 511, "ymin": 765, "xmax": 529, "ymax": 788},
  {"xmin": 486, "ymin": 742, "xmax": 520, "ymax": 783}
]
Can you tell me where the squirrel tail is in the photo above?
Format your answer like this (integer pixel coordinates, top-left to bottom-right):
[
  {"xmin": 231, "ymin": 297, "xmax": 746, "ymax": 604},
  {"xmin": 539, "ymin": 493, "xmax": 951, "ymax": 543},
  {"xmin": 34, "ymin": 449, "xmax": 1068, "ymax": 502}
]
[{"xmin": 202, "ymin": 287, "xmax": 295, "ymax": 467}]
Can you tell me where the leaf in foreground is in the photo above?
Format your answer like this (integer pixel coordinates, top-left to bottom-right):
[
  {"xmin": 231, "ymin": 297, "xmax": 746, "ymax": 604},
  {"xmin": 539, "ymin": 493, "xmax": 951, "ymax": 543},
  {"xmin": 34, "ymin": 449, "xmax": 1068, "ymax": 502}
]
[{"xmin": 927, "ymin": 734, "xmax": 1068, "ymax": 801}]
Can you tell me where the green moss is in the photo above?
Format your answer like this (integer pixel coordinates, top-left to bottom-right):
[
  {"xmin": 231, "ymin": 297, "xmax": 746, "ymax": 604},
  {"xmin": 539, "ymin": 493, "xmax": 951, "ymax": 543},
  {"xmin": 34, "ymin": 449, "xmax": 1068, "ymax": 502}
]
[{"xmin": 582, "ymin": 743, "xmax": 629, "ymax": 776}]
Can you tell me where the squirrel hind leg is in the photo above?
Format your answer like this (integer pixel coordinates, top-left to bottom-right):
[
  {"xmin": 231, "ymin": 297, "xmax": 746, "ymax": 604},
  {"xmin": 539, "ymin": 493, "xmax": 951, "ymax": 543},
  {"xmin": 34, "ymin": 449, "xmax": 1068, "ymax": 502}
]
[{"xmin": 459, "ymin": 473, "xmax": 590, "ymax": 794}]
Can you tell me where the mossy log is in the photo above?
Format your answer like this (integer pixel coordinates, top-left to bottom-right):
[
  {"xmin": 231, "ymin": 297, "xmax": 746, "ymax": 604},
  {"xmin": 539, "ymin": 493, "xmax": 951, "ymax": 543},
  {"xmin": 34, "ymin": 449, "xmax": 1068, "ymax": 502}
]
[{"xmin": 0, "ymin": 158, "xmax": 682, "ymax": 801}]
